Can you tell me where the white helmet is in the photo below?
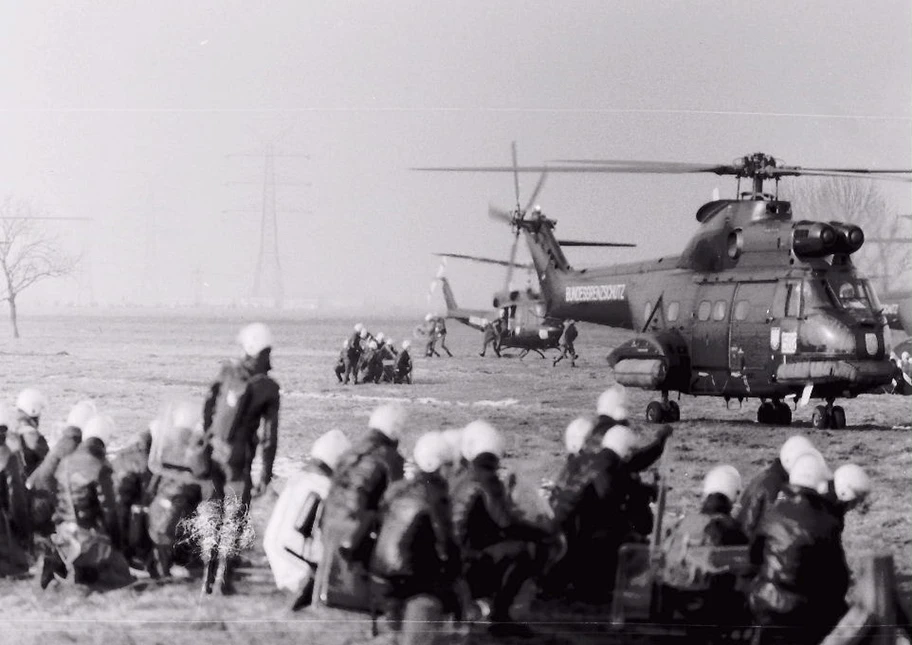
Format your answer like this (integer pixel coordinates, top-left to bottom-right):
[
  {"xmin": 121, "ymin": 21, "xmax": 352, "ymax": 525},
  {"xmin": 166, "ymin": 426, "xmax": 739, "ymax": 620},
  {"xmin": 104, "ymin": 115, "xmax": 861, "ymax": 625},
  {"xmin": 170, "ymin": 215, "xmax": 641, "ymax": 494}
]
[
  {"xmin": 83, "ymin": 414, "xmax": 116, "ymax": 446},
  {"xmin": 440, "ymin": 428, "xmax": 464, "ymax": 463},
  {"xmin": 902, "ymin": 351, "xmax": 910, "ymax": 361},
  {"xmin": 779, "ymin": 435, "xmax": 816, "ymax": 473},
  {"xmin": 354, "ymin": 323, "xmax": 364, "ymax": 332},
  {"xmin": 16, "ymin": 388, "xmax": 46, "ymax": 419},
  {"xmin": 368, "ymin": 404, "xmax": 408, "ymax": 441},
  {"xmin": 66, "ymin": 400, "xmax": 98, "ymax": 430},
  {"xmin": 597, "ymin": 385, "xmax": 628, "ymax": 420},
  {"xmin": 425, "ymin": 313, "xmax": 434, "ymax": 322},
  {"xmin": 564, "ymin": 416, "xmax": 595, "ymax": 455},
  {"xmin": 237, "ymin": 322, "xmax": 273, "ymax": 357},
  {"xmin": 789, "ymin": 452, "xmax": 832, "ymax": 492},
  {"xmin": 376, "ymin": 332, "xmax": 386, "ymax": 343},
  {"xmin": 834, "ymin": 464, "xmax": 871, "ymax": 503},
  {"xmin": 702, "ymin": 465, "xmax": 742, "ymax": 502},
  {"xmin": 170, "ymin": 399, "xmax": 202, "ymax": 431},
  {"xmin": 414, "ymin": 431, "xmax": 449, "ymax": 473},
  {"xmin": 342, "ymin": 339, "xmax": 350, "ymax": 349},
  {"xmin": 601, "ymin": 425, "xmax": 638, "ymax": 460},
  {"xmin": 360, "ymin": 329, "xmax": 368, "ymax": 339},
  {"xmin": 311, "ymin": 429, "xmax": 351, "ymax": 471},
  {"xmin": 368, "ymin": 340, "xmax": 378, "ymax": 350},
  {"xmin": 462, "ymin": 420, "xmax": 504, "ymax": 460},
  {"xmin": 401, "ymin": 340, "xmax": 411, "ymax": 350}
]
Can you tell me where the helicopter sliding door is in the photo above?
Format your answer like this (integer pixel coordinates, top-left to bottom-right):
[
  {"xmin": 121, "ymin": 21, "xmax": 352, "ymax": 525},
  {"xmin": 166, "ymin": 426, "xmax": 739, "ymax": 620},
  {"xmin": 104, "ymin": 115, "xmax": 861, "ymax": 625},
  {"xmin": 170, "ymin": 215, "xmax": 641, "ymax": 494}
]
[
  {"xmin": 729, "ymin": 282, "xmax": 778, "ymax": 387},
  {"xmin": 691, "ymin": 283, "xmax": 737, "ymax": 378}
]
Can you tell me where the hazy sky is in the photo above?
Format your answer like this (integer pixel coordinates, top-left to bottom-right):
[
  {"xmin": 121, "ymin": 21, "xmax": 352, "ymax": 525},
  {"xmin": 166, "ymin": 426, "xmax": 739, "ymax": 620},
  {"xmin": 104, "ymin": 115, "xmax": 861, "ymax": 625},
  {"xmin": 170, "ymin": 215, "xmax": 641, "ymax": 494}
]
[{"xmin": 0, "ymin": 1, "xmax": 909, "ymax": 312}]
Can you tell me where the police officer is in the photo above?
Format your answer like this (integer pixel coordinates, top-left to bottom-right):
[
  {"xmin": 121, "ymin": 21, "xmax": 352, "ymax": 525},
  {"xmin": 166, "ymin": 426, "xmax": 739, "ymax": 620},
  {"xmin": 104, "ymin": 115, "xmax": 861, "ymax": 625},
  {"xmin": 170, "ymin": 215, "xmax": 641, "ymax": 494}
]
[
  {"xmin": 395, "ymin": 340, "xmax": 413, "ymax": 384},
  {"xmin": 110, "ymin": 421, "xmax": 154, "ymax": 569},
  {"xmin": 424, "ymin": 314, "xmax": 441, "ymax": 357},
  {"xmin": 749, "ymin": 453, "xmax": 848, "ymax": 645},
  {"xmin": 370, "ymin": 432, "xmax": 463, "ymax": 639},
  {"xmin": 659, "ymin": 465, "xmax": 749, "ymax": 626},
  {"xmin": 28, "ymin": 400, "xmax": 96, "ymax": 539},
  {"xmin": 9, "ymin": 388, "xmax": 50, "ymax": 479},
  {"xmin": 450, "ymin": 420, "xmax": 551, "ymax": 637},
  {"xmin": 736, "ymin": 435, "xmax": 819, "ymax": 541},
  {"xmin": 344, "ymin": 325, "xmax": 367, "ymax": 385},
  {"xmin": 335, "ymin": 340, "xmax": 349, "ymax": 383},
  {"xmin": 315, "ymin": 404, "xmax": 406, "ymax": 608},
  {"xmin": 479, "ymin": 319, "xmax": 502, "ymax": 358},
  {"xmin": 50, "ymin": 414, "xmax": 133, "ymax": 588},
  {"xmin": 0, "ymin": 405, "xmax": 30, "ymax": 578},
  {"xmin": 433, "ymin": 316, "xmax": 453, "ymax": 357},
  {"xmin": 202, "ymin": 322, "xmax": 280, "ymax": 595},
  {"xmin": 552, "ymin": 319, "xmax": 579, "ymax": 367},
  {"xmin": 146, "ymin": 399, "xmax": 209, "ymax": 578},
  {"xmin": 379, "ymin": 336, "xmax": 398, "ymax": 383},
  {"xmin": 264, "ymin": 428, "xmax": 351, "ymax": 610}
]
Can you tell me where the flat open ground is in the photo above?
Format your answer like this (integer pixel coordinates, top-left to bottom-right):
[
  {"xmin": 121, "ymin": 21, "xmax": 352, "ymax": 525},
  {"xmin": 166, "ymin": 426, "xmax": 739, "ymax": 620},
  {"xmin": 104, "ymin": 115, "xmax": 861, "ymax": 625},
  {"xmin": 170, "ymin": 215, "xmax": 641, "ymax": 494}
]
[{"xmin": 0, "ymin": 313, "xmax": 909, "ymax": 645}]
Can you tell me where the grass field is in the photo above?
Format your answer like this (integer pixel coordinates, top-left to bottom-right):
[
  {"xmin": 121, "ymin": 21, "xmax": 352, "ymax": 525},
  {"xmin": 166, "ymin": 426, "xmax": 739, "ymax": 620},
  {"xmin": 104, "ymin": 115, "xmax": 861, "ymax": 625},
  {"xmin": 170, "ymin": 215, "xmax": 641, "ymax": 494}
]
[{"xmin": 0, "ymin": 313, "xmax": 909, "ymax": 644}]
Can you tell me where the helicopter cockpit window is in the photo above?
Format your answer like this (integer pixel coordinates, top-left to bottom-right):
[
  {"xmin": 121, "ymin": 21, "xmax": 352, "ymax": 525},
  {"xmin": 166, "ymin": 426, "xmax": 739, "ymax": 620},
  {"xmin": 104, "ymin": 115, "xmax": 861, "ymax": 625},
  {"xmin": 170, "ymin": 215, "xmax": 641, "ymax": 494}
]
[
  {"xmin": 734, "ymin": 300, "xmax": 750, "ymax": 321},
  {"xmin": 712, "ymin": 300, "xmax": 727, "ymax": 321},
  {"xmin": 697, "ymin": 300, "xmax": 711, "ymax": 321},
  {"xmin": 667, "ymin": 301, "xmax": 680, "ymax": 322},
  {"xmin": 644, "ymin": 302, "xmax": 652, "ymax": 322},
  {"xmin": 825, "ymin": 278, "xmax": 877, "ymax": 313}
]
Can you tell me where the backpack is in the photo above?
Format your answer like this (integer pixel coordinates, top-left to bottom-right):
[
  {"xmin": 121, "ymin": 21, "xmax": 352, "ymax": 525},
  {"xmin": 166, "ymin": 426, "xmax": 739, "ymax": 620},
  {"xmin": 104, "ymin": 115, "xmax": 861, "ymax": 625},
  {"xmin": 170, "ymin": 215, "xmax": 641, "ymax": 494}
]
[{"xmin": 206, "ymin": 360, "xmax": 262, "ymax": 468}]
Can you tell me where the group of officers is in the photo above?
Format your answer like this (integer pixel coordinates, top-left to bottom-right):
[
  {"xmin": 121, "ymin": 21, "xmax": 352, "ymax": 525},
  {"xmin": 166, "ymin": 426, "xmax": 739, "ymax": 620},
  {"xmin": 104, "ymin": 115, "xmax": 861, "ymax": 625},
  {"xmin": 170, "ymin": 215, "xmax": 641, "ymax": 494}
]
[
  {"xmin": 335, "ymin": 323, "xmax": 414, "ymax": 385},
  {"xmin": 264, "ymin": 383, "xmax": 874, "ymax": 644},
  {"xmin": 0, "ymin": 322, "xmax": 281, "ymax": 594},
  {"xmin": 0, "ymin": 321, "xmax": 881, "ymax": 645}
]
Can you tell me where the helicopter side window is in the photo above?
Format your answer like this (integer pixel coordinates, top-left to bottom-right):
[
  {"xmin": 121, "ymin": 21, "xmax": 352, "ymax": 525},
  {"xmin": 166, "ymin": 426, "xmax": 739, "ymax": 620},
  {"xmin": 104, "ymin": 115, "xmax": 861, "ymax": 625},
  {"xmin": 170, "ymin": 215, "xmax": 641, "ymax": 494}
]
[
  {"xmin": 734, "ymin": 300, "xmax": 750, "ymax": 321},
  {"xmin": 697, "ymin": 300, "xmax": 711, "ymax": 321},
  {"xmin": 712, "ymin": 300, "xmax": 727, "ymax": 321},
  {"xmin": 667, "ymin": 301, "xmax": 680, "ymax": 322}
]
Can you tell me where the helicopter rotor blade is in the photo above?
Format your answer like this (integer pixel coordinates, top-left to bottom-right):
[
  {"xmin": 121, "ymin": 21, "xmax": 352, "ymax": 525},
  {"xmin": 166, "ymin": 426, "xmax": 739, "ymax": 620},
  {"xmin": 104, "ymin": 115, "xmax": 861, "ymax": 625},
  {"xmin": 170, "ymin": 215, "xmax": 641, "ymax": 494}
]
[
  {"xmin": 489, "ymin": 204, "xmax": 513, "ymax": 224},
  {"xmin": 524, "ymin": 171, "xmax": 548, "ymax": 214},
  {"xmin": 557, "ymin": 240, "xmax": 637, "ymax": 248},
  {"xmin": 551, "ymin": 159, "xmax": 728, "ymax": 173},
  {"xmin": 503, "ymin": 233, "xmax": 521, "ymax": 294},
  {"xmin": 433, "ymin": 252, "xmax": 533, "ymax": 269},
  {"xmin": 768, "ymin": 168, "xmax": 912, "ymax": 182}
]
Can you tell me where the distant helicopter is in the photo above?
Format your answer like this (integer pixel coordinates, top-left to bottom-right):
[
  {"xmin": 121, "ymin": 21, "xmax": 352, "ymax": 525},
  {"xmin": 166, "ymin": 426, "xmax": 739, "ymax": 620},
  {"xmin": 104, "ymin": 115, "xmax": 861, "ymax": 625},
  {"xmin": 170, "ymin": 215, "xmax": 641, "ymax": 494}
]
[{"xmin": 418, "ymin": 148, "xmax": 912, "ymax": 428}]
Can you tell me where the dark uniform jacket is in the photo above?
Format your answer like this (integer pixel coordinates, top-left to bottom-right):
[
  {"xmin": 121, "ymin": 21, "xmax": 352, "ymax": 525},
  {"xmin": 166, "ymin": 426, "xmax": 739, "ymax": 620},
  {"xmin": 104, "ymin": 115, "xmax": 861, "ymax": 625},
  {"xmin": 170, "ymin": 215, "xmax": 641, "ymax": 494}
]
[
  {"xmin": 450, "ymin": 453, "xmax": 547, "ymax": 558},
  {"xmin": 370, "ymin": 473, "xmax": 461, "ymax": 588},
  {"xmin": 203, "ymin": 351, "xmax": 280, "ymax": 484},
  {"xmin": 12, "ymin": 416, "xmax": 49, "ymax": 479},
  {"xmin": 736, "ymin": 459, "xmax": 788, "ymax": 541},
  {"xmin": 27, "ymin": 427, "xmax": 82, "ymax": 533},
  {"xmin": 54, "ymin": 438, "xmax": 119, "ymax": 542},
  {"xmin": 749, "ymin": 485, "xmax": 849, "ymax": 625},
  {"xmin": 0, "ymin": 440, "xmax": 31, "ymax": 550},
  {"xmin": 560, "ymin": 323, "xmax": 578, "ymax": 346},
  {"xmin": 321, "ymin": 429, "xmax": 405, "ymax": 534},
  {"xmin": 550, "ymin": 448, "xmax": 629, "ymax": 542},
  {"xmin": 395, "ymin": 349, "xmax": 412, "ymax": 381}
]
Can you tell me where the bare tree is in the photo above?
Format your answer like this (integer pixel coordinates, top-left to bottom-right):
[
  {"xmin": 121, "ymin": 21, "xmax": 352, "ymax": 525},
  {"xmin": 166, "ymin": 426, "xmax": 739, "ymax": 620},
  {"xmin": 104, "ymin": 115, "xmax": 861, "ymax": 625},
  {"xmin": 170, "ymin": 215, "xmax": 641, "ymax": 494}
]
[
  {"xmin": 782, "ymin": 177, "xmax": 911, "ymax": 294},
  {"xmin": 0, "ymin": 197, "xmax": 78, "ymax": 338}
]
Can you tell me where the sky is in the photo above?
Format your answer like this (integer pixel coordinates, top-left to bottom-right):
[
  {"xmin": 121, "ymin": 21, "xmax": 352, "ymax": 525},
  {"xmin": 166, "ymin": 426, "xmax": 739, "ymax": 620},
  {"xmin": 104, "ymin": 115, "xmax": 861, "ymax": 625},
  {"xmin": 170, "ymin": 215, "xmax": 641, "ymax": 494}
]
[{"xmin": 0, "ymin": 0, "xmax": 909, "ymax": 313}]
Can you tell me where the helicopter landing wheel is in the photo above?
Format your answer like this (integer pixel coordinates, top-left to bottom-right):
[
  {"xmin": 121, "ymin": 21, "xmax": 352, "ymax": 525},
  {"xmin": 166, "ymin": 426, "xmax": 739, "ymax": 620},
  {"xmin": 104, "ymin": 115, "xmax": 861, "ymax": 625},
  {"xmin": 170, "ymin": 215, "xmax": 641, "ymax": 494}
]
[
  {"xmin": 646, "ymin": 401, "xmax": 665, "ymax": 423},
  {"xmin": 773, "ymin": 400, "xmax": 792, "ymax": 426},
  {"xmin": 812, "ymin": 405, "xmax": 829, "ymax": 429},
  {"xmin": 667, "ymin": 401, "xmax": 680, "ymax": 422},
  {"xmin": 831, "ymin": 405, "xmax": 846, "ymax": 430},
  {"xmin": 757, "ymin": 401, "xmax": 776, "ymax": 425}
]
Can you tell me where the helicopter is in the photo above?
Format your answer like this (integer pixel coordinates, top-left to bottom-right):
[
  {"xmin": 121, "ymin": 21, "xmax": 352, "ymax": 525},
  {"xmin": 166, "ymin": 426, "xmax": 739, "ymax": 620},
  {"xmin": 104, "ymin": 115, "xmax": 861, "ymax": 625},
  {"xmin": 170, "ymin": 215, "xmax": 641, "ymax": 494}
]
[{"xmin": 418, "ymin": 148, "xmax": 912, "ymax": 428}]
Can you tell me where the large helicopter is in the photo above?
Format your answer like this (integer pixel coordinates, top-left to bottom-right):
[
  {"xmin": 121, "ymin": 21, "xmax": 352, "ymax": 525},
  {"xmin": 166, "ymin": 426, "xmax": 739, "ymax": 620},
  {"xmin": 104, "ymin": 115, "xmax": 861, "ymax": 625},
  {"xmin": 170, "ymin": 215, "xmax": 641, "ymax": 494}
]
[{"xmin": 418, "ymin": 149, "xmax": 911, "ymax": 428}]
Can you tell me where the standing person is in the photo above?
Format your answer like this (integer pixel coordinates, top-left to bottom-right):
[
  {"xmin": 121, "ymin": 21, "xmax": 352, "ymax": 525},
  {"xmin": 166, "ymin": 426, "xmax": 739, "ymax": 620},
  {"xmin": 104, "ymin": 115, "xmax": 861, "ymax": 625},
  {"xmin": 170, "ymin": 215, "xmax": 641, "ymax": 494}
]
[
  {"xmin": 9, "ymin": 388, "xmax": 50, "ymax": 479},
  {"xmin": 736, "ymin": 435, "xmax": 819, "ymax": 541},
  {"xmin": 344, "ymin": 325, "xmax": 366, "ymax": 385},
  {"xmin": 425, "ymin": 314, "xmax": 441, "ymax": 357},
  {"xmin": 479, "ymin": 319, "xmax": 502, "ymax": 358},
  {"xmin": 264, "ymin": 429, "xmax": 351, "ymax": 611},
  {"xmin": 202, "ymin": 322, "xmax": 280, "ymax": 595},
  {"xmin": 552, "ymin": 319, "xmax": 579, "ymax": 367},
  {"xmin": 335, "ymin": 340, "xmax": 349, "ymax": 383},
  {"xmin": 28, "ymin": 400, "xmax": 95, "ymax": 540},
  {"xmin": 49, "ymin": 415, "xmax": 133, "ymax": 589},
  {"xmin": 395, "ymin": 340, "xmax": 413, "ymax": 384},
  {"xmin": 749, "ymin": 454, "xmax": 848, "ymax": 645},
  {"xmin": 434, "ymin": 316, "xmax": 453, "ymax": 357},
  {"xmin": 370, "ymin": 432, "xmax": 464, "ymax": 642},
  {"xmin": 0, "ymin": 405, "xmax": 30, "ymax": 578},
  {"xmin": 110, "ymin": 422, "xmax": 154, "ymax": 570},
  {"xmin": 314, "ymin": 404, "xmax": 406, "ymax": 610}
]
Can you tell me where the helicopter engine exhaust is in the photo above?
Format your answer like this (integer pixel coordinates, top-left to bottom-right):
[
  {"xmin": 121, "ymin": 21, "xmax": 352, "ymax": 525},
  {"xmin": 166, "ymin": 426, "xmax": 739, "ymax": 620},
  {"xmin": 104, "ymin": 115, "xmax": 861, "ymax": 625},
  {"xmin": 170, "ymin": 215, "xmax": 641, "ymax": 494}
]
[{"xmin": 792, "ymin": 221, "xmax": 838, "ymax": 258}]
